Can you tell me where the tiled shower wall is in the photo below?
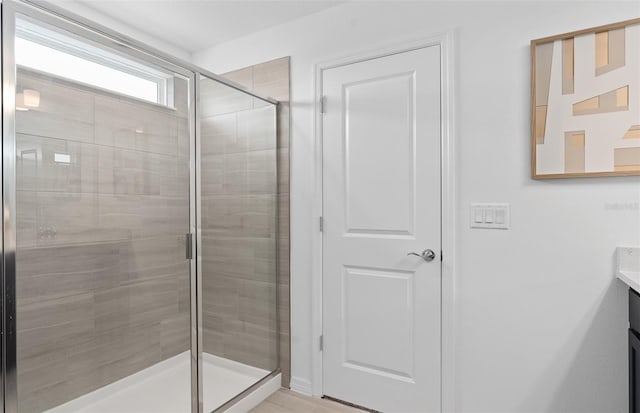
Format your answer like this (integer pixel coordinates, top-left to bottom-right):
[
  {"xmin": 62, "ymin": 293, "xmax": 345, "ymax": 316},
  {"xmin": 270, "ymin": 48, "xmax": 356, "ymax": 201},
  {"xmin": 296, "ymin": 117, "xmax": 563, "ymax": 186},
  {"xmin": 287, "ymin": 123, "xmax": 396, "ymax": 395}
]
[
  {"xmin": 199, "ymin": 79, "xmax": 278, "ymax": 372},
  {"xmin": 201, "ymin": 57, "xmax": 291, "ymax": 386},
  {"xmin": 15, "ymin": 69, "xmax": 191, "ymax": 412},
  {"xmin": 242, "ymin": 57, "xmax": 291, "ymax": 387}
]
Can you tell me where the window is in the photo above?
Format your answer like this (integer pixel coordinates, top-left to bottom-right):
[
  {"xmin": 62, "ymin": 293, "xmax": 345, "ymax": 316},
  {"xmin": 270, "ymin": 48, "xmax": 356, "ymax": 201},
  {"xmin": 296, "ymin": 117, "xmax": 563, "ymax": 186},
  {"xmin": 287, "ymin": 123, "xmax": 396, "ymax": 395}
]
[{"xmin": 16, "ymin": 17, "xmax": 174, "ymax": 106}]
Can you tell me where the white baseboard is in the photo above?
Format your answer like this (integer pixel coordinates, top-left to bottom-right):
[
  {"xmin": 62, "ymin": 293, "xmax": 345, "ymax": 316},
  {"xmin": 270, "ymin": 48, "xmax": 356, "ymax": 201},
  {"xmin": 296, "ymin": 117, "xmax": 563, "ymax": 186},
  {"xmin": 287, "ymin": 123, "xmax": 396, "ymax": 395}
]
[
  {"xmin": 226, "ymin": 373, "xmax": 282, "ymax": 413},
  {"xmin": 289, "ymin": 376, "xmax": 313, "ymax": 396}
]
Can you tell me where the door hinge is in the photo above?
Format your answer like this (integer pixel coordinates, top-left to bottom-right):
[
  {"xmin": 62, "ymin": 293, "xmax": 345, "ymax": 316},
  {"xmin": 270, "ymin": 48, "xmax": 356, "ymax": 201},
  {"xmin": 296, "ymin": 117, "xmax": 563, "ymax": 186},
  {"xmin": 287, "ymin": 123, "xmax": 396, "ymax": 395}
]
[
  {"xmin": 319, "ymin": 335, "xmax": 324, "ymax": 351},
  {"xmin": 319, "ymin": 216, "xmax": 324, "ymax": 232},
  {"xmin": 320, "ymin": 95, "xmax": 327, "ymax": 114},
  {"xmin": 185, "ymin": 233, "xmax": 193, "ymax": 260},
  {"xmin": 441, "ymin": 250, "xmax": 443, "ymax": 262}
]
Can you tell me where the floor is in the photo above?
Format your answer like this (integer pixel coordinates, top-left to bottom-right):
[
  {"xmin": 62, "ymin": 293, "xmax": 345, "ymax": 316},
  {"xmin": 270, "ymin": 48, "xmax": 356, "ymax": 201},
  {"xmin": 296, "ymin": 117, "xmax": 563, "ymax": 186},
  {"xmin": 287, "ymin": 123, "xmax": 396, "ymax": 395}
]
[
  {"xmin": 251, "ymin": 389, "xmax": 364, "ymax": 413},
  {"xmin": 45, "ymin": 352, "xmax": 268, "ymax": 413}
]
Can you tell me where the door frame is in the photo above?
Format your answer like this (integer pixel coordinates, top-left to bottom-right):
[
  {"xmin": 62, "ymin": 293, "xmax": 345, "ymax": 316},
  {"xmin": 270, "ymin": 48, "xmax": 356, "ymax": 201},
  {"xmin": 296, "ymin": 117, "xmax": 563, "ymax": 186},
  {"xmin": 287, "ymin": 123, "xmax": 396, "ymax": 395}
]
[{"xmin": 311, "ymin": 32, "xmax": 456, "ymax": 412}]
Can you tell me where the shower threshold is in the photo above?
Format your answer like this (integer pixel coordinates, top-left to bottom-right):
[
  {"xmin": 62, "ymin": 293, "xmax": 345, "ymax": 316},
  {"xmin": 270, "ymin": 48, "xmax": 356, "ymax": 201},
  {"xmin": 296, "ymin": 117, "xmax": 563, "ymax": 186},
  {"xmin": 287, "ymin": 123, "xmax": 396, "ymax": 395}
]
[{"xmin": 44, "ymin": 351, "xmax": 269, "ymax": 413}]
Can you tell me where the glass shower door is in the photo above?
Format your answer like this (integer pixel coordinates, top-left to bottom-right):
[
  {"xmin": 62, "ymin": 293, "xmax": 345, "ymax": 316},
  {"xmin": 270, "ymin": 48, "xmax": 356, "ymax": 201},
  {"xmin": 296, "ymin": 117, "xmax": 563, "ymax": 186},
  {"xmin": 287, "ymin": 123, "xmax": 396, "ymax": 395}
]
[
  {"xmin": 3, "ymin": 5, "xmax": 195, "ymax": 412},
  {"xmin": 198, "ymin": 74, "xmax": 278, "ymax": 412},
  {"xmin": 2, "ymin": 3, "xmax": 281, "ymax": 413}
]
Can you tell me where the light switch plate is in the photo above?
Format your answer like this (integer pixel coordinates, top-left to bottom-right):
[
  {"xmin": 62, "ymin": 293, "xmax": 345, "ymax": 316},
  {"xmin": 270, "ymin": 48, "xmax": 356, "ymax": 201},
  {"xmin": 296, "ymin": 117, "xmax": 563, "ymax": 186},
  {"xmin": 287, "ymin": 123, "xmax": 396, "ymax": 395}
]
[
  {"xmin": 617, "ymin": 247, "xmax": 640, "ymax": 273},
  {"xmin": 470, "ymin": 203, "xmax": 510, "ymax": 229}
]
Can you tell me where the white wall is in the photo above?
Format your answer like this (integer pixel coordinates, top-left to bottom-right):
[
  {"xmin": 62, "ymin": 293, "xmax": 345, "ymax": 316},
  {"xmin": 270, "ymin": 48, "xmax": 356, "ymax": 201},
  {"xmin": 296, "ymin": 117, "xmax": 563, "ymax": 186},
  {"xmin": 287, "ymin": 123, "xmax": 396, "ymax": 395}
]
[
  {"xmin": 192, "ymin": 2, "xmax": 640, "ymax": 412},
  {"xmin": 49, "ymin": 1, "xmax": 191, "ymax": 61}
]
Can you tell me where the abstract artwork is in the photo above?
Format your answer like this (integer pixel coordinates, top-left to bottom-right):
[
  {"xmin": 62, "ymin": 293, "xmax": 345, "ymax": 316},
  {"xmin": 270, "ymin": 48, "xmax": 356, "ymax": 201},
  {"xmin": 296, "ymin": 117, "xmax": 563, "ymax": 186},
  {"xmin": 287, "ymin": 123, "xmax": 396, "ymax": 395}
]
[{"xmin": 531, "ymin": 18, "xmax": 640, "ymax": 178}]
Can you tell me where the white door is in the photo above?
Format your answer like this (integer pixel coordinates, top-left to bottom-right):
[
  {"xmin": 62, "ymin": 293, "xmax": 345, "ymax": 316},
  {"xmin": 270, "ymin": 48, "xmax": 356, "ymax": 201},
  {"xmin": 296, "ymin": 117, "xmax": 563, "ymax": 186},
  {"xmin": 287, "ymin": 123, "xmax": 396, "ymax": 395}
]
[{"xmin": 322, "ymin": 45, "xmax": 442, "ymax": 413}]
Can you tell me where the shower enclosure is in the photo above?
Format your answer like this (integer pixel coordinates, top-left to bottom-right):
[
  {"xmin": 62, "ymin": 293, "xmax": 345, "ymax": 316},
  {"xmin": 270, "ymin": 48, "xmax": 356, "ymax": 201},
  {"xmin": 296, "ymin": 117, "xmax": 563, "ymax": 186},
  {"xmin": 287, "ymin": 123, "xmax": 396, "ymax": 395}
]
[{"xmin": 1, "ymin": 1, "xmax": 279, "ymax": 412}]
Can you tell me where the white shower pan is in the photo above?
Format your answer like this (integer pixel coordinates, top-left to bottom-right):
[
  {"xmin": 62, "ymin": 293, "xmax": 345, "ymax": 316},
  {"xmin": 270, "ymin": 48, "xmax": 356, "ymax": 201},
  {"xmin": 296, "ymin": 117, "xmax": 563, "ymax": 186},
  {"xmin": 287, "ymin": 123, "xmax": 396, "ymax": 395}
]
[{"xmin": 45, "ymin": 352, "xmax": 270, "ymax": 413}]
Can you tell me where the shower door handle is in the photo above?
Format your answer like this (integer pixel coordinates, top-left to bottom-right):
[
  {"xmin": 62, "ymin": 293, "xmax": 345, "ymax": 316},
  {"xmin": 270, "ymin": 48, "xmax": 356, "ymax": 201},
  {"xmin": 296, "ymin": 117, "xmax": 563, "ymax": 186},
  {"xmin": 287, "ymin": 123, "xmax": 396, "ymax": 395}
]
[
  {"xmin": 407, "ymin": 249, "xmax": 436, "ymax": 262},
  {"xmin": 185, "ymin": 233, "xmax": 193, "ymax": 260}
]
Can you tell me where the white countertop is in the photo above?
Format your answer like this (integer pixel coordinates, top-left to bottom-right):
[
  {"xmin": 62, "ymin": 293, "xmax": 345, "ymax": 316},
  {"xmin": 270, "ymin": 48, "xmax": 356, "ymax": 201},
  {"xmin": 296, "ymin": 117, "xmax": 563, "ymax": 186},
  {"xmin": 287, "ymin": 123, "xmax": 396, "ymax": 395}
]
[
  {"xmin": 617, "ymin": 270, "xmax": 640, "ymax": 293},
  {"xmin": 617, "ymin": 247, "xmax": 640, "ymax": 293}
]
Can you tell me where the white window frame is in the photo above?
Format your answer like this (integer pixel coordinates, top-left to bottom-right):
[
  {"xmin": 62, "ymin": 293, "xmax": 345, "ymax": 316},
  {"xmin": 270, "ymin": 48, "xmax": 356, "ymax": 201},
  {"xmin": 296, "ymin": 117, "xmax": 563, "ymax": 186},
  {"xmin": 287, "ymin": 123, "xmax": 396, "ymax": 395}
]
[{"xmin": 16, "ymin": 16, "xmax": 175, "ymax": 107}]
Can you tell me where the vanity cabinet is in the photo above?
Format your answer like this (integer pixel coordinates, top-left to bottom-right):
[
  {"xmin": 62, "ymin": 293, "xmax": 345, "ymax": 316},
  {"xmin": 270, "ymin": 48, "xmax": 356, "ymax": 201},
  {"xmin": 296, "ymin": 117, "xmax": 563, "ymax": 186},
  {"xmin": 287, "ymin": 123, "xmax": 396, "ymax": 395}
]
[
  {"xmin": 630, "ymin": 329, "xmax": 640, "ymax": 412},
  {"xmin": 630, "ymin": 289, "xmax": 640, "ymax": 412}
]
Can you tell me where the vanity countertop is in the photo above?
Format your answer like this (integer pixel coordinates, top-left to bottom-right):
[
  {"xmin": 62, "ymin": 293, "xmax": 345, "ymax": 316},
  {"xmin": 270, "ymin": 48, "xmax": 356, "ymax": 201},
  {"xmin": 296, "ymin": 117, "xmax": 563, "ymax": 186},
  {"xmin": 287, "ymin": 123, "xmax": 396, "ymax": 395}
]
[
  {"xmin": 618, "ymin": 270, "xmax": 640, "ymax": 293},
  {"xmin": 617, "ymin": 247, "xmax": 640, "ymax": 293}
]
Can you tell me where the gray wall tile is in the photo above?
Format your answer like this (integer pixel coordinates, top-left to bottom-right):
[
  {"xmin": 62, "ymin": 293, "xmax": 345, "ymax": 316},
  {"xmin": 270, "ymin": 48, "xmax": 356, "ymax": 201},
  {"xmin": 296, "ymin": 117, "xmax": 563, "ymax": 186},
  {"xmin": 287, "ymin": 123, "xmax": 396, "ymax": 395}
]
[
  {"xmin": 15, "ymin": 69, "xmax": 191, "ymax": 412},
  {"xmin": 201, "ymin": 57, "xmax": 290, "ymax": 386}
]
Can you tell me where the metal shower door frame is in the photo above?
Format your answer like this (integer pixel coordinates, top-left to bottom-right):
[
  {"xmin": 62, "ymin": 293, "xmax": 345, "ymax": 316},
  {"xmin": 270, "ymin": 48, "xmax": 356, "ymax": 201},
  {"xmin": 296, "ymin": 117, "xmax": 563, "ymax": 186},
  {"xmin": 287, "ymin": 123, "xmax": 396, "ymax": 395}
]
[
  {"xmin": 0, "ymin": 2, "xmax": 202, "ymax": 412},
  {"xmin": 0, "ymin": 1, "xmax": 280, "ymax": 412}
]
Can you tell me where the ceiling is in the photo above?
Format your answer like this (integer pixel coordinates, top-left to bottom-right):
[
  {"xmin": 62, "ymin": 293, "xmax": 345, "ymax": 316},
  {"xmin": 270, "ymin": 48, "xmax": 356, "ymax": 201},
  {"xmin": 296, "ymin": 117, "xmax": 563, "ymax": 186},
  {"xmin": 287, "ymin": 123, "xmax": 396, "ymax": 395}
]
[{"xmin": 60, "ymin": 0, "xmax": 344, "ymax": 54}]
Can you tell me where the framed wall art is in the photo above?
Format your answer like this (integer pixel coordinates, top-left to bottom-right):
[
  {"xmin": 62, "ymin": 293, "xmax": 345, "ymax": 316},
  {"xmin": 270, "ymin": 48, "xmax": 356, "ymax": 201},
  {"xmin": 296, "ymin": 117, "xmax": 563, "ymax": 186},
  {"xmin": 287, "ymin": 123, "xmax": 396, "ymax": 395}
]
[{"xmin": 531, "ymin": 18, "xmax": 640, "ymax": 179}]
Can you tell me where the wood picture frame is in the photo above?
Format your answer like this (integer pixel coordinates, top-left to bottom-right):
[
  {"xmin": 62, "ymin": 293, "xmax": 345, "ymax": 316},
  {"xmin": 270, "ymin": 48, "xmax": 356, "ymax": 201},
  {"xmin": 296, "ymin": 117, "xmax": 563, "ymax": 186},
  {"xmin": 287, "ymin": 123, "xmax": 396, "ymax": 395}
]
[{"xmin": 531, "ymin": 18, "xmax": 640, "ymax": 179}]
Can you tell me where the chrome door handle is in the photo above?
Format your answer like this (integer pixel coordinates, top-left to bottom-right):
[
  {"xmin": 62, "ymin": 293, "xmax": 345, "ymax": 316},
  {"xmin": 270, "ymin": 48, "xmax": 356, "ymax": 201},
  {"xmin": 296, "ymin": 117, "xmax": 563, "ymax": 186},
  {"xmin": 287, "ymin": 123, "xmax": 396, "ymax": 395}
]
[{"xmin": 407, "ymin": 249, "xmax": 436, "ymax": 262}]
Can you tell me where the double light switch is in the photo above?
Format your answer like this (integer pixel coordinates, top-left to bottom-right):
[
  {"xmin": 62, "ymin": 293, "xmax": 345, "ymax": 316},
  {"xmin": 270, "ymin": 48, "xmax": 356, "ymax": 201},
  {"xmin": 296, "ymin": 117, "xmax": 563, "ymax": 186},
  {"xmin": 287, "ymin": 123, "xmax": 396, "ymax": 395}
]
[{"xmin": 470, "ymin": 203, "xmax": 510, "ymax": 229}]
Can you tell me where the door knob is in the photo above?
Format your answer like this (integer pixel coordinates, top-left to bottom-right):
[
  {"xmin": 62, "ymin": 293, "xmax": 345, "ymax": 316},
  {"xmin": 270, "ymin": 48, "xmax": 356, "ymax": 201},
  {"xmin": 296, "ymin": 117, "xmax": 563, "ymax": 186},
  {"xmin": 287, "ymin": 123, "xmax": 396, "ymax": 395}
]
[{"xmin": 407, "ymin": 249, "xmax": 436, "ymax": 262}]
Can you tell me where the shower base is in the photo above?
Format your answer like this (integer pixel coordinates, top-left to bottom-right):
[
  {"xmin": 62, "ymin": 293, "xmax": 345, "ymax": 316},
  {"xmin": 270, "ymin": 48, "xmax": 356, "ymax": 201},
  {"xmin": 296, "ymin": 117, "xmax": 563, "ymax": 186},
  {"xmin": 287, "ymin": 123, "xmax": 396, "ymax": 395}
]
[{"xmin": 44, "ymin": 351, "xmax": 270, "ymax": 413}]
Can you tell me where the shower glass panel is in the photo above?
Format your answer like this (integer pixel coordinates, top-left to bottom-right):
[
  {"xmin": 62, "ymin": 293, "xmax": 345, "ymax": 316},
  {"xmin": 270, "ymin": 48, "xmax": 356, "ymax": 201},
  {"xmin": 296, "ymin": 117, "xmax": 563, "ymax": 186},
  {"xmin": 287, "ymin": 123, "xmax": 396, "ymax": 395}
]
[
  {"xmin": 198, "ymin": 74, "xmax": 278, "ymax": 412},
  {"xmin": 9, "ymin": 11, "xmax": 193, "ymax": 413},
  {"xmin": 3, "ymin": 2, "xmax": 280, "ymax": 412}
]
